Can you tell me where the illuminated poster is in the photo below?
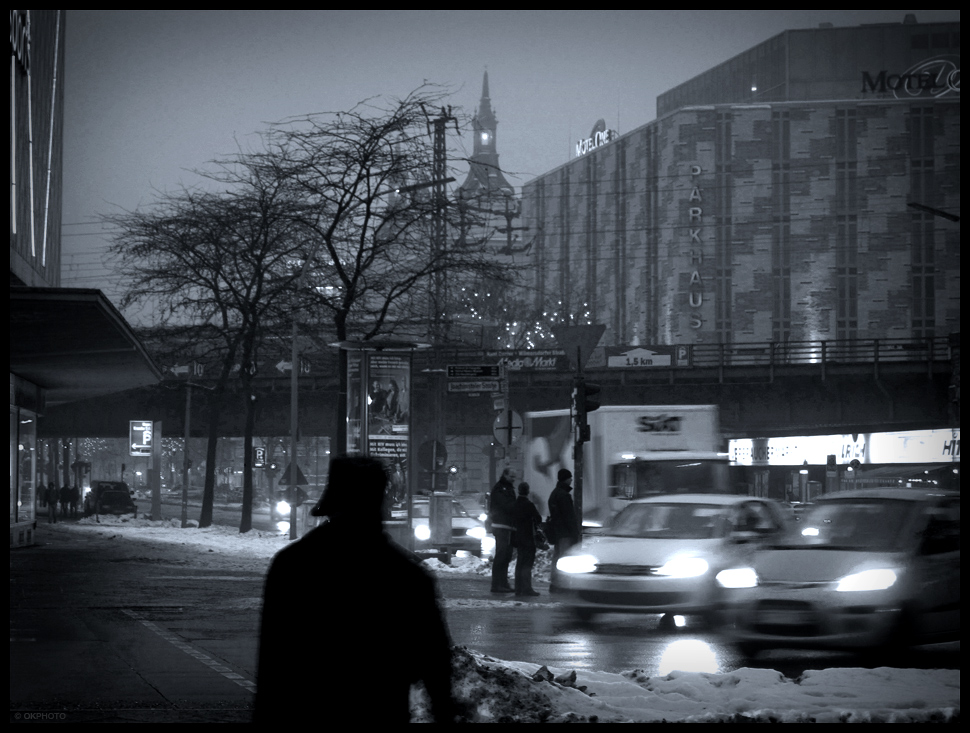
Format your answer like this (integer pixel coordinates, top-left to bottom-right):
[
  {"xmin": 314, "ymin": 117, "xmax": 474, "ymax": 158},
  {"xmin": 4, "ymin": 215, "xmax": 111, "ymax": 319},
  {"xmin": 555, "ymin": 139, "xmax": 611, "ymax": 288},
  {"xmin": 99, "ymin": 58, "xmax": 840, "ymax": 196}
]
[
  {"xmin": 366, "ymin": 352, "xmax": 411, "ymax": 505},
  {"xmin": 345, "ymin": 352, "xmax": 363, "ymax": 454}
]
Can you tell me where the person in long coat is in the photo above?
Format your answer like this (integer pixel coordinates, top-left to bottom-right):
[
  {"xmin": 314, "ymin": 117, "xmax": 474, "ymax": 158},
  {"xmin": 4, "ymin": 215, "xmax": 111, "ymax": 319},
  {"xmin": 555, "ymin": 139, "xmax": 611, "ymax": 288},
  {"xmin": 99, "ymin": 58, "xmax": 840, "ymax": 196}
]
[
  {"xmin": 488, "ymin": 467, "xmax": 518, "ymax": 593},
  {"xmin": 254, "ymin": 455, "xmax": 457, "ymax": 724},
  {"xmin": 511, "ymin": 482, "xmax": 542, "ymax": 597},
  {"xmin": 548, "ymin": 469, "xmax": 579, "ymax": 591}
]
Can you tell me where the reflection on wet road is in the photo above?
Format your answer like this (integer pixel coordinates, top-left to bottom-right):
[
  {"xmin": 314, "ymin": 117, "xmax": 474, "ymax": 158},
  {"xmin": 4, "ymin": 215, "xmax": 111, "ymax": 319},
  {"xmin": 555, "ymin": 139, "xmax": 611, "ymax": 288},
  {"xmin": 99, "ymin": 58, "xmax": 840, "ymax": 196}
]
[{"xmin": 446, "ymin": 605, "xmax": 959, "ymax": 678}]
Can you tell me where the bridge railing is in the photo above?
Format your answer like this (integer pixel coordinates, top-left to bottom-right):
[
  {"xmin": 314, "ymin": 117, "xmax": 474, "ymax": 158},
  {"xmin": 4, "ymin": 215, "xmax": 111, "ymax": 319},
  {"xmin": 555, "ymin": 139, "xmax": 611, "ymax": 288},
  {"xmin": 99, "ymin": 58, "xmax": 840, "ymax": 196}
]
[{"xmin": 688, "ymin": 337, "xmax": 950, "ymax": 369}]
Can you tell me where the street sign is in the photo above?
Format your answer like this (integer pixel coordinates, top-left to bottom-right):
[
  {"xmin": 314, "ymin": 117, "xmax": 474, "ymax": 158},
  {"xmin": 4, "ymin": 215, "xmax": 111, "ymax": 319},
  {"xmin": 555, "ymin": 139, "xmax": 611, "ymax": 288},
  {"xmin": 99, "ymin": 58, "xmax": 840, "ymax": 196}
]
[
  {"xmin": 253, "ymin": 447, "xmax": 266, "ymax": 468},
  {"xmin": 277, "ymin": 463, "xmax": 308, "ymax": 486},
  {"xmin": 605, "ymin": 345, "xmax": 691, "ymax": 368},
  {"xmin": 129, "ymin": 420, "xmax": 153, "ymax": 456},
  {"xmin": 493, "ymin": 410, "xmax": 523, "ymax": 446},
  {"xmin": 447, "ymin": 379, "xmax": 500, "ymax": 393},
  {"xmin": 552, "ymin": 324, "xmax": 606, "ymax": 371},
  {"xmin": 447, "ymin": 364, "xmax": 501, "ymax": 378}
]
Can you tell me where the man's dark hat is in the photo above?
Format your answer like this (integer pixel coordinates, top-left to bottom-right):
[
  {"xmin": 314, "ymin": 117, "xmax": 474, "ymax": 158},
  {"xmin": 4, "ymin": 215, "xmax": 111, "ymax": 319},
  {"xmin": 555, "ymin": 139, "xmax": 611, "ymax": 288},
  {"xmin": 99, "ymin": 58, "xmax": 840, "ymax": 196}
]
[
  {"xmin": 311, "ymin": 455, "xmax": 388, "ymax": 518},
  {"xmin": 557, "ymin": 468, "xmax": 572, "ymax": 481}
]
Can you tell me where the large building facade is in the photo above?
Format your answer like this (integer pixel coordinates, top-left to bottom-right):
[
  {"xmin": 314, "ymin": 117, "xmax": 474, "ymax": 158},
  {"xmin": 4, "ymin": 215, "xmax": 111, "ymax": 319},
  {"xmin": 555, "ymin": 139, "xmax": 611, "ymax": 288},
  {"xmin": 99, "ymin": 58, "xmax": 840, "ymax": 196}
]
[
  {"xmin": 10, "ymin": 11, "xmax": 162, "ymax": 547},
  {"xmin": 521, "ymin": 16, "xmax": 960, "ymax": 350}
]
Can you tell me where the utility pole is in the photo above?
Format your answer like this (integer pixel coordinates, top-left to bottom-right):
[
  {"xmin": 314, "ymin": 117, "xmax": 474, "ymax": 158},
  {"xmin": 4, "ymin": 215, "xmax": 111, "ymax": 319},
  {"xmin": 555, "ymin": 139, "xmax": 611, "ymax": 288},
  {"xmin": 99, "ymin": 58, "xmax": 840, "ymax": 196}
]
[
  {"xmin": 571, "ymin": 346, "xmax": 601, "ymax": 538},
  {"xmin": 426, "ymin": 105, "xmax": 458, "ymax": 341}
]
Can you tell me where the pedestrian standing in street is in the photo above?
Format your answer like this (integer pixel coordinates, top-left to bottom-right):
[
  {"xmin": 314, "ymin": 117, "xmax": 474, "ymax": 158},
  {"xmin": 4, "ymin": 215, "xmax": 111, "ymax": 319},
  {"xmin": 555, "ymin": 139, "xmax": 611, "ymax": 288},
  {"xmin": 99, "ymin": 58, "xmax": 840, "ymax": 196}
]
[
  {"xmin": 60, "ymin": 484, "xmax": 71, "ymax": 519},
  {"xmin": 46, "ymin": 482, "xmax": 57, "ymax": 523},
  {"xmin": 548, "ymin": 468, "xmax": 579, "ymax": 592},
  {"xmin": 488, "ymin": 467, "xmax": 518, "ymax": 593},
  {"xmin": 511, "ymin": 482, "xmax": 542, "ymax": 597},
  {"xmin": 254, "ymin": 455, "xmax": 457, "ymax": 725},
  {"xmin": 70, "ymin": 485, "xmax": 80, "ymax": 518}
]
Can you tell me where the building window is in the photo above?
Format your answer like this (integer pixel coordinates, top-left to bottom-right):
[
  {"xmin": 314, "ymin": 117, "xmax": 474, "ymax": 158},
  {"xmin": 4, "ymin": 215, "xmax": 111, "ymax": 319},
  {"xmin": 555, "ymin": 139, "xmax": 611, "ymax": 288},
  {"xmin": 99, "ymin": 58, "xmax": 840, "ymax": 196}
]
[
  {"xmin": 909, "ymin": 106, "xmax": 936, "ymax": 338},
  {"xmin": 834, "ymin": 109, "xmax": 858, "ymax": 341},
  {"xmin": 911, "ymin": 213, "xmax": 936, "ymax": 337},
  {"xmin": 836, "ymin": 216, "xmax": 858, "ymax": 339},
  {"xmin": 771, "ymin": 111, "xmax": 791, "ymax": 343}
]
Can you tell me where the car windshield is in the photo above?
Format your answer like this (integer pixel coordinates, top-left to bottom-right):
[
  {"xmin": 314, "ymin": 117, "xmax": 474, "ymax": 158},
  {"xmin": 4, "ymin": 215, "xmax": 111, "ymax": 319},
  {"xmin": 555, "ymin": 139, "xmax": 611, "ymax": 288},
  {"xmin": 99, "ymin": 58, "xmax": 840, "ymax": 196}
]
[
  {"xmin": 774, "ymin": 499, "xmax": 914, "ymax": 551},
  {"xmin": 96, "ymin": 482, "xmax": 128, "ymax": 492},
  {"xmin": 607, "ymin": 503, "xmax": 723, "ymax": 539}
]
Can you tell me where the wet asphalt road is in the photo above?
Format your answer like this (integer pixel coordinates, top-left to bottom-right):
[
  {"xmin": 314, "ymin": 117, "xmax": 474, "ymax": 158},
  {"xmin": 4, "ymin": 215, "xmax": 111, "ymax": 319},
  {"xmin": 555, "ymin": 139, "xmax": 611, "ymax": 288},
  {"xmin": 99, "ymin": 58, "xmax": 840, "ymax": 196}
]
[{"xmin": 10, "ymin": 519, "xmax": 959, "ymax": 723}]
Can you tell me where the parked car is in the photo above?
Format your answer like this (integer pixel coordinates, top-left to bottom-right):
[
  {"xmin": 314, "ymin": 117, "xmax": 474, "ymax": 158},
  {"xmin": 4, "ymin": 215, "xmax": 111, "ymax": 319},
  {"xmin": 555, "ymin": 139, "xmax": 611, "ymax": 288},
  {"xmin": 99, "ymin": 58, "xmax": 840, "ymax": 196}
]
[
  {"xmin": 717, "ymin": 488, "xmax": 960, "ymax": 657},
  {"xmin": 555, "ymin": 494, "xmax": 790, "ymax": 622},
  {"xmin": 408, "ymin": 498, "xmax": 488, "ymax": 557},
  {"xmin": 83, "ymin": 480, "xmax": 137, "ymax": 517}
]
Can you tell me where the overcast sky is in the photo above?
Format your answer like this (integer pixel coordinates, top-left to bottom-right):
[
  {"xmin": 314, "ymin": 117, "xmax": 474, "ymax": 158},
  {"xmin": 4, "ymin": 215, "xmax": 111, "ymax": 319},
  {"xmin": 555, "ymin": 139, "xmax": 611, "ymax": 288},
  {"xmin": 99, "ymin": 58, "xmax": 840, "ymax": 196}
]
[{"xmin": 60, "ymin": 10, "xmax": 960, "ymax": 305}]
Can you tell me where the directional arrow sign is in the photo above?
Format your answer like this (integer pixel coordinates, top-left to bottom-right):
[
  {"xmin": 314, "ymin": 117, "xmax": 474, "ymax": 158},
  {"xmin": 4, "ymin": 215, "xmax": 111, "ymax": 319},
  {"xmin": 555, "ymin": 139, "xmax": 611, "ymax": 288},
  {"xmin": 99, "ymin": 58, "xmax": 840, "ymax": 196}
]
[
  {"xmin": 129, "ymin": 420, "xmax": 153, "ymax": 456},
  {"xmin": 606, "ymin": 347, "xmax": 672, "ymax": 368},
  {"xmin": 170, "ymin": 364, "xmax": 190, "ymax": 376},
  {"xmin": 276, "ymin": 360, "xmax": 292, "ymax": 374}
]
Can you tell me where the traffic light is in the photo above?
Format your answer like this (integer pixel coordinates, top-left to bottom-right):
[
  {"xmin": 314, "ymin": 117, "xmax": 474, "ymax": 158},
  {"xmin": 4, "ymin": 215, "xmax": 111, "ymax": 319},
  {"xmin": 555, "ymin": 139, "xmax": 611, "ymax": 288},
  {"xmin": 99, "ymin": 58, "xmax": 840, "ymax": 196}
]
[{"xmin": 573, "ymin": 378, "xmax": 601, "ymax": 443}]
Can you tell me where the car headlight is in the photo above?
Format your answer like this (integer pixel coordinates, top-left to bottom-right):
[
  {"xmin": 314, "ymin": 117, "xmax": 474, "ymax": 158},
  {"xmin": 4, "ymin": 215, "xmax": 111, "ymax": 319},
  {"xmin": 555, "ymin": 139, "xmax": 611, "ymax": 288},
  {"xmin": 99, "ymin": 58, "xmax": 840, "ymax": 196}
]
[
  {"xmin": 276, "ymin": 500, "xmax": 291, "ymax": 515},
  {"xmin": 466, "ymin": 526, "xmax": 487, "ymax": 540},
  {"xmin": 835, "ymin": 568, "xmax": 897, "ymax": 592},
  {"xmin": 414, "ymin": 525, "xmax": 431, "ymax": 541},
  {"xmin": 557, "ymin": 554, "xmax": 598, "ymax": 574},
  {"xmin": 715, "ymin": 567, "xmax": 759, "ymax": 589},
  {"xmin": 655, "ymin": 556, "xmax": 709, "ymax": 578}
]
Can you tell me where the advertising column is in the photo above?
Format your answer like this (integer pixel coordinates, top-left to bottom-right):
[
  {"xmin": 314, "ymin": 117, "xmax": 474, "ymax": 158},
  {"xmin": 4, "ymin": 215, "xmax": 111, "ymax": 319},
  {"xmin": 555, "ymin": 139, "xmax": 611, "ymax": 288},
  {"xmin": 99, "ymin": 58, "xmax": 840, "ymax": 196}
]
[{"xmin": 365, "ymin": 352, "xmax": 411, "ymax": 507}]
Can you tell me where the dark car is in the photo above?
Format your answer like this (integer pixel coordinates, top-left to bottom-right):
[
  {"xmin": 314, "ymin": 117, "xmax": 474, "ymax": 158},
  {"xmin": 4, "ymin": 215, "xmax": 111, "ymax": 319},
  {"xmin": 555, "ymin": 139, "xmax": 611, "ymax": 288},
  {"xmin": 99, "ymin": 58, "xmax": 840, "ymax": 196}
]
[
  {"xmin": 84, "ymin": 480, "xmax": 137, "ymax": 517},
  {"xmin": 718, "ymin": 487, "xmax": 960, "ymax": 656}
]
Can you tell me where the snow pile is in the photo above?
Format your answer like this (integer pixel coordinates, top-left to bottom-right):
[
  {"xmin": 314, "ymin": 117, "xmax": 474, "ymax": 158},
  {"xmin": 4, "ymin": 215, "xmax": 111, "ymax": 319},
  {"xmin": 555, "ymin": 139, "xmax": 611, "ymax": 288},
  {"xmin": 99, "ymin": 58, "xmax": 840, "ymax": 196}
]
[
  {"xmin": 410, "ymin": 649, "xmax": 959, "ymax": 723},
  {"xmin": 51, "ymin": 520, "xmax": 960, "ymax": 723},
  {"xmin": 422, "ymin": 546, "xmax": 554, "ymax": 580}
]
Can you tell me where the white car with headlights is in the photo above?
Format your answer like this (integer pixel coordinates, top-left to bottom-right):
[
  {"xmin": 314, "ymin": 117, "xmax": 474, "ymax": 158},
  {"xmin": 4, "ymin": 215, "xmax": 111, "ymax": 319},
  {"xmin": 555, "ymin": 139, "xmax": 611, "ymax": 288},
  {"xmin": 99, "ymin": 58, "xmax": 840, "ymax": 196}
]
[
  {"xmin": 409, "ymin": 498, "xmax": 488, "ymax": 557},
  {"xmin": 717, "ymin": 488, "xmax": 960, "ymax": 656},
  {"xmin": 556, "ymin": 494, "xmax": 789, "ymax": 622}
]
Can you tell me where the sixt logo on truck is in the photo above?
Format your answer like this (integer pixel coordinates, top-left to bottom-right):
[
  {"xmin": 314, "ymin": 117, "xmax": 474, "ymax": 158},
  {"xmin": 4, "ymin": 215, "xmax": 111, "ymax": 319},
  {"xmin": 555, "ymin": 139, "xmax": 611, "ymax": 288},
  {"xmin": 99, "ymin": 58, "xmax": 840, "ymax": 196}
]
[{"xmin": 636, "ymin": 415, "xmax": 683, "ymax": 433}]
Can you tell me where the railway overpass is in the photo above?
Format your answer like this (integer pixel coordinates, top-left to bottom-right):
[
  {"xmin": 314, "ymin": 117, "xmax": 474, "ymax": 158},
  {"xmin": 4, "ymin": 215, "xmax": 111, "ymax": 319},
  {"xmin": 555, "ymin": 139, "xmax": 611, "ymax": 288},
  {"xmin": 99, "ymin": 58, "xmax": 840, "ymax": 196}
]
[{"xmin": 38, "ymin": 335, "xmax": 958, "ymax": 440}]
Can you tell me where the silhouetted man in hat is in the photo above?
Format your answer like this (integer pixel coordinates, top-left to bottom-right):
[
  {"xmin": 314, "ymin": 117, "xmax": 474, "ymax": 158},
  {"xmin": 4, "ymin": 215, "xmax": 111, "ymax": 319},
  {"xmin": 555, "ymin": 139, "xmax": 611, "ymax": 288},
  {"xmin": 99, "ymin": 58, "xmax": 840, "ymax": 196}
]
[{"xmin": 255, "ymin": 455, "xmax": 457, "ymax": 724}]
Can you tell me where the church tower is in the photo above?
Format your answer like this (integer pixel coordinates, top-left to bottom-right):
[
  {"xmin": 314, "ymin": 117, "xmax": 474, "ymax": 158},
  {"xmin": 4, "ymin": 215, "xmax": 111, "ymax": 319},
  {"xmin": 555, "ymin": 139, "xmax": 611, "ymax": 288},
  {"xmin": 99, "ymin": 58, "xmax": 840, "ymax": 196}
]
[{"xmin": 460, "ymin": 71, "xmax": 514, "ymax": 198}]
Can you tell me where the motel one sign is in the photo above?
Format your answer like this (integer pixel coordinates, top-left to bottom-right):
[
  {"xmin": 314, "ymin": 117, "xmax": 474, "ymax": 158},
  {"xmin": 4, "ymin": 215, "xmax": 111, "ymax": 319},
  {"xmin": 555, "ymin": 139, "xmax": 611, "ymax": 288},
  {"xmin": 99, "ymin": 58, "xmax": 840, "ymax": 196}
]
[{"xmin": 576, "ymin": 118, "xmax": 618, "ymax": 157}]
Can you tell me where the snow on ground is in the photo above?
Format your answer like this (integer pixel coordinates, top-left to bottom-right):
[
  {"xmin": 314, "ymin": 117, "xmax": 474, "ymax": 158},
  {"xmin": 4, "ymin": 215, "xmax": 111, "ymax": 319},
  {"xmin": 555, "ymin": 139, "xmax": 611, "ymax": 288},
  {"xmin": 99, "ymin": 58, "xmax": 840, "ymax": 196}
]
[{"xmin": 61, "ymin": 516, "xmax": 959, "ymax": 723}]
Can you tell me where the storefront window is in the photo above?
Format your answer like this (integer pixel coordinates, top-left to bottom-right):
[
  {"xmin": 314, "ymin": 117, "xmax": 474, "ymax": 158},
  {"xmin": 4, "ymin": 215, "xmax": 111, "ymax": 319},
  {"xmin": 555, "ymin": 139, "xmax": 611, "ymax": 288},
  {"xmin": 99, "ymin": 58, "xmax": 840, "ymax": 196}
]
[{"xmin": 11, "ymin": 407, "xmax": 37, "ymax": 524}]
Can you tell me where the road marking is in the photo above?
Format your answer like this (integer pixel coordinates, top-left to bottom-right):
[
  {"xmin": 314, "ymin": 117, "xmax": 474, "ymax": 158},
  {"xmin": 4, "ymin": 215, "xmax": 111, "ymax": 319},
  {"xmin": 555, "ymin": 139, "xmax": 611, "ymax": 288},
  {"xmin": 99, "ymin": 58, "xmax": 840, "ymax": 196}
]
[{"xmin": 121, "ymin": 609, "xmax": 256, "ymax": 692}]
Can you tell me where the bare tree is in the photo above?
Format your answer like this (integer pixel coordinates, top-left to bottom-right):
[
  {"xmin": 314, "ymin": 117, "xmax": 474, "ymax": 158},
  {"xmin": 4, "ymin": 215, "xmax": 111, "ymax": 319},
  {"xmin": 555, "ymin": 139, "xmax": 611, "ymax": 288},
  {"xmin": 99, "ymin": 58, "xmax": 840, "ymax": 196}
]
[
  {"xmin": 106, "ymin": 85, "xmax": 512, "ymax": 529},
  {"xmin": 106, "ymin": 161, "xmax": 304, "ymax": 531},
  {"xmin": 253, "ymin": 85, "xmax": 512, "ymax": 444}
]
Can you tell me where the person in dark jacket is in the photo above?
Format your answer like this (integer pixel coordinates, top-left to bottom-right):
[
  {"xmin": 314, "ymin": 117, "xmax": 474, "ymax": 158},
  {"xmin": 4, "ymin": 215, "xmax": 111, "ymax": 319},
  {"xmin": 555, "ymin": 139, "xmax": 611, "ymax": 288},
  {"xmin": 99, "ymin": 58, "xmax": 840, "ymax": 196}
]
[
  {"xmin": 254, "ymin": 455, "xmax": 457, "ymax": 725},
  {"xmin": 488, "ymin": 467, "xmax": 518, "ymax": 593},
  {"xmin": 60, "ymin": 484, "xmax": 71, "ymax": 519},
  {"xmin": 46, "ymin": 482, "xmax": 57, "ymax": 523},
  {"xmin": 69, "ymin": 485, "xmax": 80, "ymax": 518},
  {"xmin": 511, "ymin": 482, "xmax": 542, "ymax": 597},
  {"xmin": 548, "ymin": 468, "xmax": 579, "ymax": 591}
]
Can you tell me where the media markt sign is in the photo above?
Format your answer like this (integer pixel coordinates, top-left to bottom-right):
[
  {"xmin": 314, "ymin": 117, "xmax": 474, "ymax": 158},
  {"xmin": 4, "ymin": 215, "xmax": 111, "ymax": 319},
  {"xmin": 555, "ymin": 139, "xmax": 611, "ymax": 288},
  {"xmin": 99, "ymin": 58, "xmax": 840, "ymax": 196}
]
[{"xmin": 129, "ymin": 420, "xmax": 153, "ymax": 456}]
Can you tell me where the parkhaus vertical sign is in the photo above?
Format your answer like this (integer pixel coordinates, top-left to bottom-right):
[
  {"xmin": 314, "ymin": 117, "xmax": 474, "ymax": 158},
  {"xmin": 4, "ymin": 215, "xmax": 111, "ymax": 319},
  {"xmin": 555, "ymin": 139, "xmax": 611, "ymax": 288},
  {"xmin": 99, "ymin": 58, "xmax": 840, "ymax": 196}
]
[{"xmin": 685, "ymin": 165, "xmax": 705, "ymax": 330}]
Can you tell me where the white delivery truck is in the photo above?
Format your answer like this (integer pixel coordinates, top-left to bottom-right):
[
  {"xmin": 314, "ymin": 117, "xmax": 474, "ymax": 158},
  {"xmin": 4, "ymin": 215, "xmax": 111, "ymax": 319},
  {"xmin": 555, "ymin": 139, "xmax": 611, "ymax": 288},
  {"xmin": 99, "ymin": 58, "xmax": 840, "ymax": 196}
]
[{"xmin": 522, "ymin": 405, "xmax": 729, "ymax": 529}]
